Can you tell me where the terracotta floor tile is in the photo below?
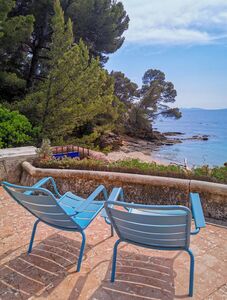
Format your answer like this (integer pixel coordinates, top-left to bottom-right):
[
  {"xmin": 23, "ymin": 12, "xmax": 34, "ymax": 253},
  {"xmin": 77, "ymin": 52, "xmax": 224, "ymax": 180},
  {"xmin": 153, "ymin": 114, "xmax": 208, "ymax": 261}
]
[{"xmin": 0, "ymin": 187, "xmax": 226, "ymax": 300}]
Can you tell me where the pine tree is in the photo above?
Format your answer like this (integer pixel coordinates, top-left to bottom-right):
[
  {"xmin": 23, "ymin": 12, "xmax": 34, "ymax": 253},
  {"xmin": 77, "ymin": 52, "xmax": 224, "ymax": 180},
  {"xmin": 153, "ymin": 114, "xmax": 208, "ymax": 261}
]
[
  {"xmin": 140, "ymin": 69, "xmax": 181, "ymax": 120},
  {"xmin": 11, "ymin": 0, "xmax": 129, "ymax": 89},
  {"xmin": 20, "ymin": 0, "xmax": 118, "ymax": 145},
  {"xmin": 61, "ymin": 0, "xmax": 129, "ymax": 63},
  {"xmin": 0, "ymin": 0, "xmax": 34, "ymax": 101}
]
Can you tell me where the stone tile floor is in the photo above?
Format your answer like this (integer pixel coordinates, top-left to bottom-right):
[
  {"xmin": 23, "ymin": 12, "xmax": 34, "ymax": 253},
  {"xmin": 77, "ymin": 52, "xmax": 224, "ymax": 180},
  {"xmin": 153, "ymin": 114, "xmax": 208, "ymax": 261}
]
[{"xmin": 0, "ymin": 188, "xmax": 226, "ymax": 300}]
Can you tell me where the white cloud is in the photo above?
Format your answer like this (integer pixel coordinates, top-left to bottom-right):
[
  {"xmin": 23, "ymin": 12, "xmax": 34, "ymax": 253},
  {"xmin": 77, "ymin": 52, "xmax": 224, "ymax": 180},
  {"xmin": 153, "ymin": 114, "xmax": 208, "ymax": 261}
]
[{"xmin": 121, "ymin": 0, "xmax": 227, "ymax": 45}]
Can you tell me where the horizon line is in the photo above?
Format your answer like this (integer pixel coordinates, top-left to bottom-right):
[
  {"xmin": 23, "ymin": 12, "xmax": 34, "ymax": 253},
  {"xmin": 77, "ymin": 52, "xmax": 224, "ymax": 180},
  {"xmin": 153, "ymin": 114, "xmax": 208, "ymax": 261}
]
[{"xmin": 179, "ymin": 107, "xmax": 227, "ymax": 110}]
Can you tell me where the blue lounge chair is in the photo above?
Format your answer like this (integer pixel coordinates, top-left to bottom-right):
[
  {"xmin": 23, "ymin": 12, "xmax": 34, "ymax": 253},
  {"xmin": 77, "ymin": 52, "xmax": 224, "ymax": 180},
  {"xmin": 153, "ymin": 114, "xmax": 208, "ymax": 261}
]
[
  {"xmin": 1, "ymin": 177, "xmax": 108, "ymax": 272},
  {"xmin": 104, "ymin": 188, "xmax": 206, "ymax": 297}
]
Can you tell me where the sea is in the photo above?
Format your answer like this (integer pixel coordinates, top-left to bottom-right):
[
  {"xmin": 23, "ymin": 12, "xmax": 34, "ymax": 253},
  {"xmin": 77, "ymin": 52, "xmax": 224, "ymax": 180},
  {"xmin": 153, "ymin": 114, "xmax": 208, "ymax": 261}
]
[{"xmin": 153, "ymin": 108, "xmax": 227, "ymax": 167}]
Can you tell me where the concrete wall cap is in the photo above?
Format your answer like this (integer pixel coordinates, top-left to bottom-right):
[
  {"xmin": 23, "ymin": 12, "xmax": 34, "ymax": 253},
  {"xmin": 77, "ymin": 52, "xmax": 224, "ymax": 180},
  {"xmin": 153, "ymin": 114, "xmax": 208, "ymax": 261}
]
[
  {"xmin": 21, "ymin": 161, "xmax": 227, "ymax": 196},
  {"xmin": 0, "ymin": 147, "xmax": 37, "ymax": 159},
  {"xmin": 190, "ymin": 179, "xmax": 227, "ymax": 194}
]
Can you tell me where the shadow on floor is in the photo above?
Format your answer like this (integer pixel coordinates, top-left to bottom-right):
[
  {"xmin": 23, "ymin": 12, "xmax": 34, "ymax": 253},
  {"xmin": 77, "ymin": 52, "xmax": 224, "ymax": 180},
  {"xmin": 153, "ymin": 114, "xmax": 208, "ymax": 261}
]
[
  {"xmin": 0, "ymin": 233, "xmax": 88, "ymax": 300},
  {"xmin": 70, "ymin": 249, "xmax": 176, "ymax": 300}
]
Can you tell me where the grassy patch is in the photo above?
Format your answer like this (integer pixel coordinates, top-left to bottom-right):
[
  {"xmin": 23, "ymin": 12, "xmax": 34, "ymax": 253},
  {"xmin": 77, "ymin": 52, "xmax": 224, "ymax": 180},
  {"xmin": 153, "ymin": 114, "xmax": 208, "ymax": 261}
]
[{"xmin": 35, "ymin": 158, "xmax": 227, "ymax": 184}]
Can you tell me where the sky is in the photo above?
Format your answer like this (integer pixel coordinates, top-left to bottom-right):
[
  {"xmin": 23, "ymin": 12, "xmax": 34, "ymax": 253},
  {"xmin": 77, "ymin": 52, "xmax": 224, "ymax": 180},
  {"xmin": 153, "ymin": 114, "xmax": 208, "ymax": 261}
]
[{"xmin": 106, "ymin": 0, "xmax": 227, "ymax": 109}]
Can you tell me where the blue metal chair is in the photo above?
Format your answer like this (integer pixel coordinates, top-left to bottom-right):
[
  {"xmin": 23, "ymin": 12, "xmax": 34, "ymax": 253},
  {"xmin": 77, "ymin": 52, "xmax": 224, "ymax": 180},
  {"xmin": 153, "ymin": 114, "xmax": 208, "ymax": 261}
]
[
  {"xmin": 1, "ymin": 177, "xmax": 108, "ymax": 272},
  {"xmin": 104, "ymin": 188, "xmax": 206, "ymax": 297}
]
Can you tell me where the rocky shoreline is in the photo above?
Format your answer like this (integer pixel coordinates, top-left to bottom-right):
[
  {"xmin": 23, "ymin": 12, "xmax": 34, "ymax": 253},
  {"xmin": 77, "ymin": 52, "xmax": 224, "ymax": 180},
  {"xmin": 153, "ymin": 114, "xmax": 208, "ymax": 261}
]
[
  {"xmin": 106, "ymin": 133, "xmax": 175, "ymax": 164},
  {"xmin": 105, "ymin": 131, "xmax": 210, "ymax": 165},
  {"xmin": 102, "ymin": 131, "xmax": 210, "ymax": 151},
  {"xmin": 164, "ymin": 131, "xmax": 209, "ymax": 141}
]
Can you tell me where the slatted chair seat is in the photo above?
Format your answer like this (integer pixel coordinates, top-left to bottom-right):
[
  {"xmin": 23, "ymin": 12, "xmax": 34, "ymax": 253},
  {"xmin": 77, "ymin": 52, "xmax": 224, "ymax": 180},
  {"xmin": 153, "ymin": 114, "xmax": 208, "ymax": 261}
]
[
  {"xmin": 59, "ymin": 193, "xmax": 104, "ymax": 229},
  {"xmin": 104, "ymin": 187, "xmax": 206, "ymax": 297},
  {"xmin": 130, "ymin": 208, "xmax": 188, "ymax": 216},
  {"xmin": 59, "ymin": 191, "xmax": 104, "ymax": 226},
  {"xmin": 1, "ymin": 177, "xmax": 108, "ymax": 272}
]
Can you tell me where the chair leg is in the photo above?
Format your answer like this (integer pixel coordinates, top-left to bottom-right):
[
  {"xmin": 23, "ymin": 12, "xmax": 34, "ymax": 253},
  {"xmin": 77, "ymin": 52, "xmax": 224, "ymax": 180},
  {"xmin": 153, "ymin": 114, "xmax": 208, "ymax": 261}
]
[
  {"xmin": 111, "ymin": 239, "xmax": 121, "ymax": 282},
  {"xmin": 111, "ymin": 224, "xmax": 114, "ymax": 237},
  {"xmin": 28, "ymin": 220, "xmax": 40, "ymax": 254},
  {"xmin": 186, "ymin": 249, "xmax": 195, "ymax": 297},
  {"xmin": 76, "ymin": 231, "xmax": 86, "ymax": 272}
]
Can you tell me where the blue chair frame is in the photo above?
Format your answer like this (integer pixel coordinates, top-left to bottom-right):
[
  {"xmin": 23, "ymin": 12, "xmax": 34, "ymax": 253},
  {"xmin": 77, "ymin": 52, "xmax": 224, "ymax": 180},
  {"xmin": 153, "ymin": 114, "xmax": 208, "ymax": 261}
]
[
  {"xmin": 1, "ymin": 177, "xmax": 108, "ymax": 272},
  {"xmin": 104, "ymin": 188, "xmax": 206, "ymax": 297}
]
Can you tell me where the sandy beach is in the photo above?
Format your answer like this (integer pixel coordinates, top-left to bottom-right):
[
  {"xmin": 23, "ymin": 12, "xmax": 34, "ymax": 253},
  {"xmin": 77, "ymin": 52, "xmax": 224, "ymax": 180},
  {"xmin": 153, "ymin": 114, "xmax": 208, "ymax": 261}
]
[
  {"xmin": 106, "ymin": 135, "xmax": 168, "ymax": 165},
  {"xmin": 107, "ymin": 150, "xmax": 167, "ymax": 164}
]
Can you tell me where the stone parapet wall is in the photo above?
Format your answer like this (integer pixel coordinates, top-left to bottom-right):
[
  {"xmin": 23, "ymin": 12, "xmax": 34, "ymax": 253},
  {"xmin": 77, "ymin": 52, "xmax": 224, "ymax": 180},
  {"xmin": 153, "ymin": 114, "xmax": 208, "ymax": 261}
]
[
  {"xmin": 0, "ymin": 147, "xmax": 37, "ymax": 183},
  {"xmin": 20, "ymin": 161, "xmax": 227, "ymax": 222},
  {"xmin": 0, "ymin": 145, "xmax": 108, "ymax": 183}
]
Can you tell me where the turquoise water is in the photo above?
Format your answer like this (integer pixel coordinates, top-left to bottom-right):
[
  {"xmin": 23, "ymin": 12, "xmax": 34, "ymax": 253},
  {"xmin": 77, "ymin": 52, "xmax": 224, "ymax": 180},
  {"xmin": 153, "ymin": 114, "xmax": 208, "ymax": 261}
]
[{"xmin": 154, "ymin": 108, "xmax": 227, "ymax": 167}]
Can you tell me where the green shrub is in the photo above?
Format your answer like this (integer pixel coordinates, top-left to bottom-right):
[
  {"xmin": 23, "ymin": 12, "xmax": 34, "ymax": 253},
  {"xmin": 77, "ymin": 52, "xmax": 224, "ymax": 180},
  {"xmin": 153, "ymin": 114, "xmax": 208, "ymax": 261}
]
[
  {"xmin": 210, "ymin": 166, "xmax": 227, "ymax": 183},
  {"xmin": 35, "ymin": 158, "xmax": 227, "ymax": 184},
  {"xmin": 110, "ymin": 159, "xmax": 183, "ymax": 173},
  {"xmin": 37, "ymin": 158, "xmax": 106, "ymax": 170},
  {"xmin": 0, "ymin": 105, "xmax": 33, "ymax": 148}
]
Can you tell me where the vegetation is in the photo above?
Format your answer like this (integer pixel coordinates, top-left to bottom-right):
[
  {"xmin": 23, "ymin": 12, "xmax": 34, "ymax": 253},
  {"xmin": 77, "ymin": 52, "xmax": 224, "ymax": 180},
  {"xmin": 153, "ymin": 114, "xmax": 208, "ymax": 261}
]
[
  {"xmin": 0, "ymin": 105, "xmax": 33, "ymax": 148},
  {"xmin": 192, "ymin": 165, "xmax": 227, "ymax": 184},
  {"xmin": 111, "ymin": 71, "xmax": 139, "ymax": 106},
  {"xmin": 0, "ymin": 0, "xmax": 34, "ymax": 101},
  {"xmin": 111, "ymin": 69, "xmax": 181, "ymax": 138},
  {"xmin": 36, "ymin": 139, "xmax": 52, "ymax": 159},
  {"xmin": 0, "ymin": 0, "xmax": 180, "ymax": 150},
  {"xmin": 61, "ymin": 0, "xmax": 129, "ymax": 63},
  {"xmin": 10, "ymin": 0, "xmax": 129, "ymax": 89},
  {"xmin": 36, "ymin": 158, "xmax": 227, "ymax": 184},
  {"xmin": 19, "ymin": 0, "xmax": 119, "ymax": 145}
]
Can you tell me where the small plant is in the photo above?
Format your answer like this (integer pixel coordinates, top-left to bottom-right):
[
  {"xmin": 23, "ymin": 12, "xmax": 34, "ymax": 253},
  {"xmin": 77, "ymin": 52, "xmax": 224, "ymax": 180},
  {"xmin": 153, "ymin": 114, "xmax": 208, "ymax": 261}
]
[{"xmin": 36, "ymin": 139, "xmax": 52, "ymax": 160}]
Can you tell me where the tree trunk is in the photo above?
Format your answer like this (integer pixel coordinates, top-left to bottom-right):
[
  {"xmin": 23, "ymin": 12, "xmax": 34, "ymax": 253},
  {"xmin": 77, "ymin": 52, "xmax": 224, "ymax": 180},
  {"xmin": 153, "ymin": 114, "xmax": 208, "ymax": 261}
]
[
  {"xmin": 26, "ymin": 39, "xmax": 41, "ymax": 89},
  {"xmin": 26, "ymin": 8, "xmax": 51, "ymax": 89}
]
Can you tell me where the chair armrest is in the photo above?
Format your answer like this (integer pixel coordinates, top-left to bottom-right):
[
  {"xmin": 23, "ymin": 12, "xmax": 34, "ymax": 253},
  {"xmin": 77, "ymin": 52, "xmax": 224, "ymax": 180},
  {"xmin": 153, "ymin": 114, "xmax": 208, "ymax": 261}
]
[
  {"xmin": 101, "ymin": 187, "xmax": 125, "ymax": 223},
  {"xmin": 108, "ymin": 188, "xmax": 124, "ymax": 202},
  {"xmin": 190, "ymin": 193, "xmax": 206, "ymax": 233},
  {"xmin": 107, "ymin": 187, "xmax": 131, "ymax": 211},
  {"xmin": 75, "ymin": 185, "xmax": 108, "ymax": 213},
  {"xmin": 24, "ymin": 177, "xmax": 62, "ymax": 198}
]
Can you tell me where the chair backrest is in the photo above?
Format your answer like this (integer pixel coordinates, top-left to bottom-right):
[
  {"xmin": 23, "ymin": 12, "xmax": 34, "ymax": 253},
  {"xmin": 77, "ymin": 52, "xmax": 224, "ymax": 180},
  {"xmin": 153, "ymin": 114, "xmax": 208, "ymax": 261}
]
[
  {"xmin": 105, "ymin": 201, "xmax": 192, "ymax": 249},
  {"xmin": 2, "ymin": 182, "xmax": 80, "ymax": 230}
]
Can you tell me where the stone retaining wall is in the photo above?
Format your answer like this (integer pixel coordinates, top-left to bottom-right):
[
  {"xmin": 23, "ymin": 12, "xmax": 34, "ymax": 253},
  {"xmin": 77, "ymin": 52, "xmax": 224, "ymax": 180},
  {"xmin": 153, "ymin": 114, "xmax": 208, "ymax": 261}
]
[
  {"xmin": 0, "ymin": 147, "xmax": 37, "ymax": 183},
  {"xmin": 20, "ymin": 162, "xmax": 227, "ymax": 222},
  {"xmin": 0, "ymin": 146, "xmax": 108, "ymax": 183}
]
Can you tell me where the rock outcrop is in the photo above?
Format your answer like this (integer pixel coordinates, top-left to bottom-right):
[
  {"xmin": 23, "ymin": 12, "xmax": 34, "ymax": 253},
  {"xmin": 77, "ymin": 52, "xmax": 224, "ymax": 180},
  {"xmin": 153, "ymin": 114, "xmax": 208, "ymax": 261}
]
[{"xmin": 99, "ymin": 132, "xmax": 123, "ymax": 150}]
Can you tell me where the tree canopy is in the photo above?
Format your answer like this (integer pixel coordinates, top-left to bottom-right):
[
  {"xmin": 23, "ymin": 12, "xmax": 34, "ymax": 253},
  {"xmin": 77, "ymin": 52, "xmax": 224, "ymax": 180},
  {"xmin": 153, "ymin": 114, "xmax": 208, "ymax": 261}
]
[
  {"xmin": 0, "ymin": 0, "xmax": 34, "ymax": 101},
  {"xmin": 0, "ymin": 0, "xmax": 181, "ymax": 150},
  {"xmin": 111, "ymin": 71, "xmax": 139, "ymax": 106},
  {"xmin": 111, "ymin": 69, "xmax": 181, "ymax": 138},
  {"xmin": 19, "ymin": 0, "xmax": 119, "ymax": 145},
  {"xmin": 61, "ymin": 0, "xmax": 129, "ymax": 63},
  {"xmin": 8, "ymin": 0, "xmax": 129, "ymax": 90},
  {"xmin": 140, "ymin": 69, "xmax": 181, "ymax": 120}
]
